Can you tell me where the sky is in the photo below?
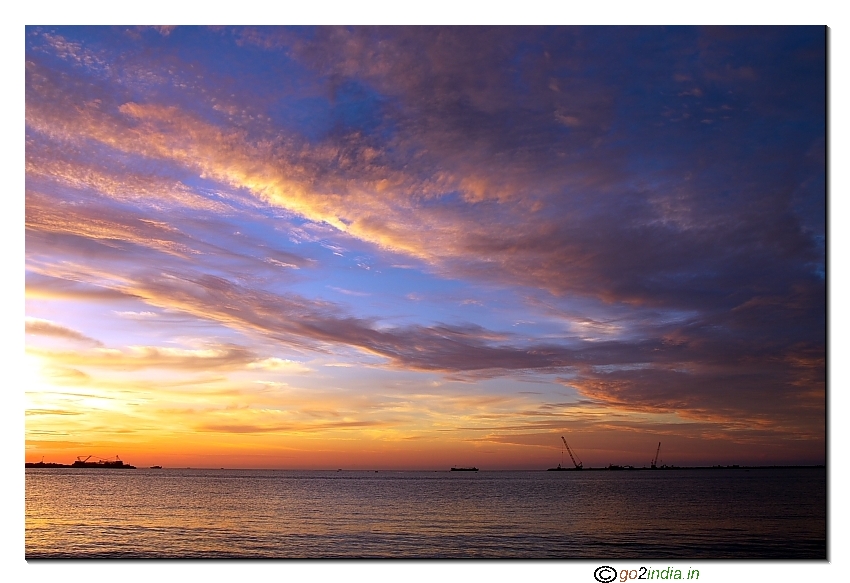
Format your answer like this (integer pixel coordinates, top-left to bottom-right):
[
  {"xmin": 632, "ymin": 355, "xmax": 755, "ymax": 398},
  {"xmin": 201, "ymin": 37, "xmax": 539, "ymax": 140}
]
[{"xmin": 23, "ymin": 25, "xmax": 826, "ymax": 469}]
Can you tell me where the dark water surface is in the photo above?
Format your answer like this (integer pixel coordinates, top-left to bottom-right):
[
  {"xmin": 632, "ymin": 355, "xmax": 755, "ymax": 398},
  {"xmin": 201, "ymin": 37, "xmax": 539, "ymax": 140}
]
[{"xmin": 25, "ymin": 467, "xmax": 825, "ymax": 559}]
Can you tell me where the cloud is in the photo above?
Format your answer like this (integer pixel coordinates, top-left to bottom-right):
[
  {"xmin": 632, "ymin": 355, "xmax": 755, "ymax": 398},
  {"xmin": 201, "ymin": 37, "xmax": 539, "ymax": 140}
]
[
  {"xmin": 247, "ymin": 358, "xmax": 311, "ymax": 373},
  {"xmin": 562, "ymin": 340, "xmax": 824, "ymax": 437},
  {"xmin": 113, "ymin": 311, "xmax": 157, "ymax": 319},
  {"xmin": 26, "ymin": 409, "xmax": 83, "ymax": 416},
  {"xmin": 25, "ymin": 187, "xmax": 313, "ymax": 284},
  {"xmin": 30, "ymin": 344, "xmax": 260, "ymax": 372},
  {"xmin": 26, "ymin": 212, "xmax": 823, "ymax": 434},
  {"xmin": 26, "ymin": 273, "xmax": 139, "ymax": 301},
  {"xmin": 33, "ymin": 31, "xmax": 112, "ymax": 75},
  {"xmin": 39, "ymin": 366, "xmax": 92, "ymax": 385},
  {"xmin": 25, "ymin": 318, "xmax": 102, "ymax": 346},
  {"xmin": 25, "ymin": 138, "xmax": 231, "ymax": 213},
  {"xmin": 329, "ymin": 287, "xmax": 370, "ymax": 297},
  {"xmin": 196, "ymin": 420, "xmax": 386, "ymax": 434},
  {"xmin": 25, "ymin": 31, "xmax": 824, "ymax": 318},
  {"xmin": 23, "ymin": 27, "xmax": 825, "ymax": 450}
]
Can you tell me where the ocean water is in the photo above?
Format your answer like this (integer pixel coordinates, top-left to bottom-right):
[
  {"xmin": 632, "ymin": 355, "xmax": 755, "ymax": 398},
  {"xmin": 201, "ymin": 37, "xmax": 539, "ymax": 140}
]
[{"xmin": 25, "ymin": 467, "xmax": 825, "ymax": 559}]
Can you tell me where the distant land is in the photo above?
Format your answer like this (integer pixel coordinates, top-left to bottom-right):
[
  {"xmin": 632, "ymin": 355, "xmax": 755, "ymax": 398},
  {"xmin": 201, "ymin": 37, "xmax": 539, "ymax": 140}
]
[
  {"xmin": 26, "ymin": 459, "xmax": 136, "ymax": 469},
  {"xmin": 26, "ymin": 462, "xmax": 824, "ymax": 471},
  {"xmin": 545, "ymin": 464, "xmax": 825, "ymax": 471}
]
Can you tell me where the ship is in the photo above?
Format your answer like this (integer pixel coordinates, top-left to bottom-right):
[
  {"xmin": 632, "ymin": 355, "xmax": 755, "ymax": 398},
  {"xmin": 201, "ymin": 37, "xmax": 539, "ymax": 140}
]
[
  {"xmin": 547, "ymin": 463, "xmax": 579, "ymax": 471},
  {"xmin": 450, "ymin": 467, "xmax": 478, "ymax": 471},
  {"xmin": 149, "ymin": 465, "xmax": 162, "ymax": 469},
  {"xmin": 71, "ymin": 455, "xmax": 136, "ymax": 469}
]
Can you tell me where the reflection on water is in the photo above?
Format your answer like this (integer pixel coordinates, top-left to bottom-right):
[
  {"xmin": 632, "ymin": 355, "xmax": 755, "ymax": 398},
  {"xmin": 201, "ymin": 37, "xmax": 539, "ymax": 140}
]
[{"xmin": 25, "ymin": 468, "xmax": 825, "ymax": 558}]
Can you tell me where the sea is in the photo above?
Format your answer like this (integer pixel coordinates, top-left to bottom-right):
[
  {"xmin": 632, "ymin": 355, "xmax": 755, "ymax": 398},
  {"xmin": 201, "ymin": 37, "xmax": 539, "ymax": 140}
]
[{"xmin": 25, "ymin": 467, "xmax": 826, "ymax": 559}]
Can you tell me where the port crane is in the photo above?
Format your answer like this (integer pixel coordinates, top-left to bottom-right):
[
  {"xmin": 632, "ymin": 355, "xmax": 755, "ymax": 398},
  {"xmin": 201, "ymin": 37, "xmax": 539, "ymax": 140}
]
[
  {"xmin": 75, "ymin": 455, "xmax": 123, "ymax": 464},
  {"xmin": 651, "ymin": 442, "xmax": 661, "ymax": 469},
  {"xmin": 561, "ymin": 436, "xmax": 583, "ymax": 469}
]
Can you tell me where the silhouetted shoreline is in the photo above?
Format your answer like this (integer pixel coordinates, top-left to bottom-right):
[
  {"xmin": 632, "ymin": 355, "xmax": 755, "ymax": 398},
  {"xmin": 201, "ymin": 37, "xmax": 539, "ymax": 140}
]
[
  {"xmin": 26, "ymin": 463, "xmax": 824, "ymax": 471},
  {"xmin": 26, "ymin": 461, "xmax": 136, "ymax": 469}
]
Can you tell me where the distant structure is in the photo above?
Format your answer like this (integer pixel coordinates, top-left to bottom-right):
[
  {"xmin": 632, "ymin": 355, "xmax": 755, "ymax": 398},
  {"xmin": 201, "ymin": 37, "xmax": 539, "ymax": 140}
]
[
  {"xmin": 72, "ymin": 455, "xmax": 136, "ymax": 469},
  {"xmin": 651, "ymin": 442, "xmax": 661, "ymax": 469},
  {"xmin": 548, "ymin": 436, "xmax": 583, "ymax": 470},
  {"xmin": 561, "ymin": 436, "xmax": 583, "ymax": 469}
]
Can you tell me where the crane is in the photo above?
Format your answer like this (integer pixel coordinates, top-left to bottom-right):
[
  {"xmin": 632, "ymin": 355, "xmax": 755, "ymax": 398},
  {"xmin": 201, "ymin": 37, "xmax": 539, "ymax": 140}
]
[
  {"xmin": 561, "ymin": 436, "xmax": 583, "ymax": 469},
  {"xmin": 76, "ymin": 455, "xmax": 92, "ymax": 463},
  {"xmin": 651, "ymin": 442, "xmax": 661, "ymax": 469}
]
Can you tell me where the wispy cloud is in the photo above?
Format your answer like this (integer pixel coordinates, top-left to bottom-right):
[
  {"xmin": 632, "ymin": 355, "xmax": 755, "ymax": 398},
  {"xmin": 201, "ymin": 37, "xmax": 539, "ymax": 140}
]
[
  {"xmin": 29, "ymin": 344, "xmax": 262, "ymax": 372},
  {"xmin": 26, "ymin": 318, "xmax": 102, "ymax": 346}
]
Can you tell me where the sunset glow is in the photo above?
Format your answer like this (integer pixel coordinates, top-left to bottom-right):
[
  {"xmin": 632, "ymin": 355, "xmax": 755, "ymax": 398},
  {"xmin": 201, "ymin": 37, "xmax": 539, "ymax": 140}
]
[{"xmin": 25, "ymin": 26, "xmax": 825, "ymax": 469}]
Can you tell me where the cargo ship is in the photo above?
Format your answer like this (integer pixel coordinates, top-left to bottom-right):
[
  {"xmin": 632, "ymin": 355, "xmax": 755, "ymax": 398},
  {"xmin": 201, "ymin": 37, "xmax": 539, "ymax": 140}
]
[{"xmin": 450, "ymin": 467, "xmax": 478, "ymax": 471}]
